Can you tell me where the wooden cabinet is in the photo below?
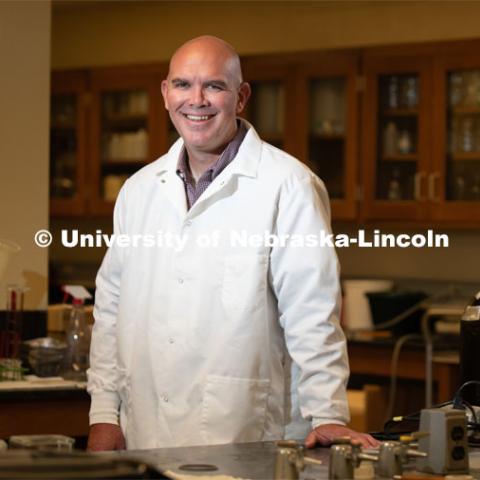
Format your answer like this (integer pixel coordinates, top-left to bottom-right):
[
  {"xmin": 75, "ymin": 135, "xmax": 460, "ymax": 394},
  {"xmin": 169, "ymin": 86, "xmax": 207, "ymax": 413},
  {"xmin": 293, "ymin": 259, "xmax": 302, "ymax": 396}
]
[
  {"xmin": 361, "ymin": 41, "xmax": 480, "ymax": 224},
  {"xmin": 51, "ymin": 66, "xmax": 168, "ymax": 217},
  {"xmin": 50, "ymin": 40, "xmax": 480, "ymax": 224},
  {"xmin": 50, "ymin": 71, "xmax": 89, "ymax": 217}
]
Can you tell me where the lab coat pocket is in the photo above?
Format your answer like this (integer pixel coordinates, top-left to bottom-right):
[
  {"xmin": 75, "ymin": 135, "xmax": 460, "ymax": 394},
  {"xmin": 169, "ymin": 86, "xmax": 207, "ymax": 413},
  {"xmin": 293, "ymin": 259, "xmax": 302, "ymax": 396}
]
[
  {"xmin": 201, "ymin": 374, "xmax": 270, "ymax": 444},
  {"xmin": 221, "ymin": 253, "xmax": 268, "ymax": 316}
]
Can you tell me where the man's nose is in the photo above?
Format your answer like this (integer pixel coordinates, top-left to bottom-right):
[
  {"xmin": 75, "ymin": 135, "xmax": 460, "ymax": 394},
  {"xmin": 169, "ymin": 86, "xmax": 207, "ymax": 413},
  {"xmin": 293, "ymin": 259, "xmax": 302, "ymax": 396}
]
[{"xmin": 188, "ymin": 85, "xmax": 207, "ymax": 107}]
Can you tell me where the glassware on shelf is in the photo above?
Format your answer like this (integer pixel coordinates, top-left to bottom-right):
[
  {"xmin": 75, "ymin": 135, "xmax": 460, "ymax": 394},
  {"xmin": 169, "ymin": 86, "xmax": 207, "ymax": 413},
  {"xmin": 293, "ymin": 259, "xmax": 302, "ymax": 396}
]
[
  {"xmin": 102, "ymin": 90, "xmax": 149, "ymax": 118},
  {"xmin": 463, "ymin": 71, "xmax": 480, "ymax": 107},
  {"xmin": 471, "ymin": 173, "xmax": 480, "ymax": 200},
  {"xmin": 388, "ymin": 76, "xmax": 400, "ymax": 109},
  {"xmin": 397, "ymin": 130, "xmax": 412, "ymax": 154},
  {"xmin": 401, "ymin": 76, "xmax": 418, "ymax": 108},
  {"xmin": 449, "ymin": 117, "xmax": 460, "ymax": 154},
  {"xmin": 387, "ymin": 167, "xmax": 403, "ymax": 200},
  {"xmin": 460, "ymin": 117, "xmax": 474, "ymax": 152},
  {"xmin": 310, "ymin": 78, "xmax": 345, "ymax": 135},
  {"xmin": 449, "ymin": 72, "xmax": 465, "ymax": 107},
  {"xmin": 383, "ymin": 122, "xmax": 398, "ymax": 156}
]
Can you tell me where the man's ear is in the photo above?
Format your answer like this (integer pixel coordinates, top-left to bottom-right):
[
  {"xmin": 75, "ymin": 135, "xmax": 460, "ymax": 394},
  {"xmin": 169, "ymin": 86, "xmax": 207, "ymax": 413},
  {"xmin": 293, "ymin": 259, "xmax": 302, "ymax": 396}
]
[
  {"xmin": 236, "ymin": 82, "xmax": 251, "ymax": 114},
  {"xmin": 161, "ymin": 79, "xmax": 170, "ymax": 111}
]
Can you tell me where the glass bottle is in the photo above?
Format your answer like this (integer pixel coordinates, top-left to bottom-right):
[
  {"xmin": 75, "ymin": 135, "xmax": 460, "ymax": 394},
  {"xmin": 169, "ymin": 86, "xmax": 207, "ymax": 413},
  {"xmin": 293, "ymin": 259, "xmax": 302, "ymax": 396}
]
[
  {"xmin": 397, "ymin": 130, "xmax": 412, "ymax": 154},
  {"xmin": 388, "ymin": 76, "xmax": 399, "ymax": 109},
  {"xmin": 402, "ymin": 77, "xmax": 418, "ymax": 108},
  {"xmin": 461, "ymin": 117, "xmax": 474, "ymax": 152},
  {"xmin": 449, "ymin": 73, "xmax": 464, "ymax": 107},
  {"xmin": 387, "ymin": 168, "xmax": 403, "ymax": 201},
  {"xmin": 471, "ymin": 174, "xmax": 480, "ymax": 201},
  {"xmin": 383, "ymin": 122, "xmax": 398, "ymax": 156},
  {"xmin": 63, "ymin": 299, "xmax": 90, "ymax": 381}
]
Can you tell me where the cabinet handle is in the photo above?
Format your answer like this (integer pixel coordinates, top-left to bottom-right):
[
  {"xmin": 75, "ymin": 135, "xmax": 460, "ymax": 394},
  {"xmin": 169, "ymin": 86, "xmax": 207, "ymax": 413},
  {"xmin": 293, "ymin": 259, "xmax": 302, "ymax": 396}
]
[
  {"xmin": 414, "ymin": 172, "xmax": 427, "ymax": 201},
  {"xmin": 428, "ymin": 172, "xmax": 441, "ymax": 202}
]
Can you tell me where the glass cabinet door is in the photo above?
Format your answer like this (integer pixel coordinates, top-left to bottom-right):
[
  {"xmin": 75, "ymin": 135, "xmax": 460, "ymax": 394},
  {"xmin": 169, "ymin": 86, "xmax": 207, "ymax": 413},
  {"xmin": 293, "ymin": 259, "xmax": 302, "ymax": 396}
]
[
  {"xmin": 50, "ymin": 72, "xmax": 88, "ymax": 216},
  {"xmin": 308, "ymin": 77, "xmax": 346, "ymax": 200},
  {"xmin": 431, "ymin": 54, "xmax": 480, "ymax": 222},
  {"xmin": 248, "ymin": 81, "xmax": 285, "ymax": 149},
  {"xmin": 446, "ymin": 69, "xmax": 480, "ymax": 202},
  {"xmin": 99, "ymin": 88, "xmax": 149, "ymax": 202},
  {"xmin": 375, "ymin": 73, "xmax": 420, "ymax": 202},
  {"xmin": 362, "ymin": 55, "xmax": 431, "ymax": 221},
  {"xmin": 50, "ymin": 94, "xmax": 77, "ymax": 199},
  {"xmin": 300, "ymin": 53, "xmax": 359, "ymax": 220}
]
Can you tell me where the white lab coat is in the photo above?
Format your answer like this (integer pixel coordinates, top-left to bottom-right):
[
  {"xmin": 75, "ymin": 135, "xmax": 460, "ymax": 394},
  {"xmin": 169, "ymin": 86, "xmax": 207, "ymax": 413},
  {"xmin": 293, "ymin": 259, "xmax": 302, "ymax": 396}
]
[{"xmin": 87, "ymin": 123, "xmax": 350, "ymax": 449}]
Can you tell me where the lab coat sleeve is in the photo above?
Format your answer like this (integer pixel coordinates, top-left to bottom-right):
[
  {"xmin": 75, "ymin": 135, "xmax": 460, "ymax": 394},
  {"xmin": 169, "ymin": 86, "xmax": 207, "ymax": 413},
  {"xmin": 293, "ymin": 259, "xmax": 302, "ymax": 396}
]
[
  {"xmin": 87, "ymin": 185, "xmax": 128, "ymax": 426},
  {"xmin": 269, "ymin": 173, "xmax": 350, "ymax": 428}
]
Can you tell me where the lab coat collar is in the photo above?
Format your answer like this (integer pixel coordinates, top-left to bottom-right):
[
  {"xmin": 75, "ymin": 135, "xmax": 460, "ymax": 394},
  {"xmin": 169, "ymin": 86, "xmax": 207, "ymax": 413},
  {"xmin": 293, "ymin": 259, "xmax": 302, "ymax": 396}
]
[{"xmin": 154, "ymin": 120, "xmax": 262, "ymax": 217}]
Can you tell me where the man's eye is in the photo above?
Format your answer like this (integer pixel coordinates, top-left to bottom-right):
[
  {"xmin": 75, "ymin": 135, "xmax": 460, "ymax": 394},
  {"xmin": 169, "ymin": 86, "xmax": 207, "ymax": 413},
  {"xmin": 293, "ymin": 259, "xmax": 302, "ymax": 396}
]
[
  {"xmin": 207, "ymin": 84, "xmax": 223, "ymax": 91},
  {"xmin": 174, "ymin": 81, "xmax": 189, "ymax": 89}
]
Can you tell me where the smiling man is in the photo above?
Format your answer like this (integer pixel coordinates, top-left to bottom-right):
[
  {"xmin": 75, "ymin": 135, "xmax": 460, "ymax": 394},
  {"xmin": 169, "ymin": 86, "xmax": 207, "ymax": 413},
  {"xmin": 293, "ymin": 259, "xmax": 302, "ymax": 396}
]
[{"xmin": 87, "ymin": 36, "xmax": 377, "ymax": 451}]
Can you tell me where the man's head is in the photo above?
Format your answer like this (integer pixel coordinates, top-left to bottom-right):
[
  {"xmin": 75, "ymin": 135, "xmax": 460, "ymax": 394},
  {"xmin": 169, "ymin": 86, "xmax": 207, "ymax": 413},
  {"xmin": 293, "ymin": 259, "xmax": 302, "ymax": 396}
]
[{"xmin": 161, "ymin": 36, "xmax": 251, "ymax": 157}]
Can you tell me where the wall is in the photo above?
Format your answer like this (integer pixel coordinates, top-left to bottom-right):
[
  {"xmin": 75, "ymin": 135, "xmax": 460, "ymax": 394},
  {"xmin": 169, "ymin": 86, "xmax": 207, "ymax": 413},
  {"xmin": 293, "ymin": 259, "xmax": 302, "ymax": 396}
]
[
  {"xmin": 52, "ymin": 1, "xmax": 480, "ymax": 68},
  {"xmin": 50, "ymin": 1, "xmax": 480, "ymax": 289},
  {"xmin": 0, "ymin": 1, "xmax": 51, "ymax": 309}
]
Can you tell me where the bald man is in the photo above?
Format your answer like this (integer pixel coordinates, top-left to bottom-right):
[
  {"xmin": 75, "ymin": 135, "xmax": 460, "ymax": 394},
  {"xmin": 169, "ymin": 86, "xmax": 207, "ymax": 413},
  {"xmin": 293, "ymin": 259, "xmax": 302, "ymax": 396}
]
[{"xmin": 87, "ymin": 36, "xmax": 377, "ymax": 451}]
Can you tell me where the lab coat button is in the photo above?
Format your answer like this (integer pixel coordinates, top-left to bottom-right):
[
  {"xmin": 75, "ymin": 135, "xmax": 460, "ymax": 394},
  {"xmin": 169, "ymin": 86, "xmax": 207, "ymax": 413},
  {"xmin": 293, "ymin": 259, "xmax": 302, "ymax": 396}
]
[
  {"xmin": 163, "ymin": 395, "xmax": 169, "ymax": 403},
  {"xmin": 178, "ymin": 278, "xmax": 184, "ymax": 284},
  {"xmin": 168, "ymin": 338, "xmax": 174, "ymax": 344},
  {"xmin": 185, "ymin": 220, "xmax": 192, "ymax": 227}
]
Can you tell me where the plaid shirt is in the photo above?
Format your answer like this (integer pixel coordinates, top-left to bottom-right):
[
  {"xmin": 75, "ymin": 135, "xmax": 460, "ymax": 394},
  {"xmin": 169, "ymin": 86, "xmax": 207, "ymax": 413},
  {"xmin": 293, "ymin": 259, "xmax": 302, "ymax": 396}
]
[{"xmin": 176, "ymin": 121, "xmax": 248, "ymax": 209}]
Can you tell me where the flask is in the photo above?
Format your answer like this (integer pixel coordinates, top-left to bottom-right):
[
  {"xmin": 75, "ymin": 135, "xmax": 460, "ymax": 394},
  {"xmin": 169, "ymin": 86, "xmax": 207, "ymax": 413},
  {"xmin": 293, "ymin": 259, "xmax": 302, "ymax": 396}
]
[
  {"xmin": 62, "ymin": 285, "xmax": 92, "ymax": 381},
  {"xmin": 459, "ymin": 292, "xmax": 480, "ymax": 406}
]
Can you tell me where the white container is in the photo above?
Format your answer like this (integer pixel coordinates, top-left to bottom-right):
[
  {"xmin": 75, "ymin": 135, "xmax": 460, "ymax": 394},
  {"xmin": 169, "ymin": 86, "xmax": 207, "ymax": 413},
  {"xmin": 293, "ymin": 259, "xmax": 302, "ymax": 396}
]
[{"xmin": 342, "ymin": 279, "xmax": 394, "ymax": 331}]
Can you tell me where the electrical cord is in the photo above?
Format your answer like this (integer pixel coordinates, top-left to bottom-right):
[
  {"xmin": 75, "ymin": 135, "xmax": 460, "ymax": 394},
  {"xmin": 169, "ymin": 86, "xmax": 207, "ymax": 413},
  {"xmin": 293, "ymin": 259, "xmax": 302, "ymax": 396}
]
[{"xmin": 384, "ymin": 333, "xmax": 424, "ymax": 423}]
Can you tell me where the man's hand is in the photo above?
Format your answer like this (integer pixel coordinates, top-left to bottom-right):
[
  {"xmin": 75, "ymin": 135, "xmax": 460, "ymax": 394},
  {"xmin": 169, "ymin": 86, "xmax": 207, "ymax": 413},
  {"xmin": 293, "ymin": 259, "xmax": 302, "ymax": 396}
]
[
  {"xmin": 304, "ymin": 424, "xmax": 380, "ymax": 449},
  {"xmin": 87, "ymin": 423, "xmax": 126, "ymax": 452}
]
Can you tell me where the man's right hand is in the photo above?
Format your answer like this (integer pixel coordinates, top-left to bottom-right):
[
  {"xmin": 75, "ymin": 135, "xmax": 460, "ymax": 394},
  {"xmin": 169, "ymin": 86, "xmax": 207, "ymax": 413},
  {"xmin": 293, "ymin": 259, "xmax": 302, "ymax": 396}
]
[{"xmin": 87, "ymin": 423, "xmax": 126, "ymax": 451}]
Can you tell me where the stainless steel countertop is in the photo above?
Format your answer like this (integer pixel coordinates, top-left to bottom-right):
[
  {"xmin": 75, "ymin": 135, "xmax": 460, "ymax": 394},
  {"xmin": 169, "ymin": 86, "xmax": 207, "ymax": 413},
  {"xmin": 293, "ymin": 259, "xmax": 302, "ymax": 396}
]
[
  {"xmin": 122, "ymin": 441, "xmax": 328, "ymax": 479},
  {"xmin": 120, "ymin": 441, "xmax": 480, "ymax": 479}
]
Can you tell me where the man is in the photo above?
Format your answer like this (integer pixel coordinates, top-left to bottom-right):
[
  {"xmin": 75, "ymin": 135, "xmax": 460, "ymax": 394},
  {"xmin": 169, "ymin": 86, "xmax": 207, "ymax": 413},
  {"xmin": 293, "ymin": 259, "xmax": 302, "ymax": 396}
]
[{"xmin": 87, "ymin": 36, "xmax": 377, "ymax": 451}]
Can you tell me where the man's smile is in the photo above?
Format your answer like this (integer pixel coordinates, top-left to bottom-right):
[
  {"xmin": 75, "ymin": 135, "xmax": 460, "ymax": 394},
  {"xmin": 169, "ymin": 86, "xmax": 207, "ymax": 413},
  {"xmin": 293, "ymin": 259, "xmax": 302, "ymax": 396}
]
[{"xmin": 182, "ymin": 113, "xmax": 217, "ymax": 122}]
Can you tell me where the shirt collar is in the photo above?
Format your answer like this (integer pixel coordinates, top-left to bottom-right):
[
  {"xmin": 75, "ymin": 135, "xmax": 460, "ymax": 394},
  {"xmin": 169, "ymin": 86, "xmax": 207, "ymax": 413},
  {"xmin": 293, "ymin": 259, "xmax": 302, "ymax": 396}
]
[{"xmin": 176, "ymin": 119, "xmax": 248, "ymax": 182}]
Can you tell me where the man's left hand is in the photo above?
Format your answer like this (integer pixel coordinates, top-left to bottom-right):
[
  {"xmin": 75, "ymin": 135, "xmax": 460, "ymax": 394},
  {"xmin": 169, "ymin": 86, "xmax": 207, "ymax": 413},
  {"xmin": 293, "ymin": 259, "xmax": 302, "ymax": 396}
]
[{"xmin": 304, "ymin": 424, "xmax": 380, "ymax": 449}]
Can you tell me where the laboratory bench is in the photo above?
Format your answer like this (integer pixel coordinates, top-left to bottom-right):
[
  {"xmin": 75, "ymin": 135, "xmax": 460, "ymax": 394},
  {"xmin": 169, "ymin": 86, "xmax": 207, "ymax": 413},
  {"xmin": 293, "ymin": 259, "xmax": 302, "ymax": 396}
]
[
  {"xmin": 0, "ymin": 379, "xmax": 89, "ymax": 440},
  {"xmin": 0, "ymin": 336, "xmax": 460, "ymax": 442}
]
